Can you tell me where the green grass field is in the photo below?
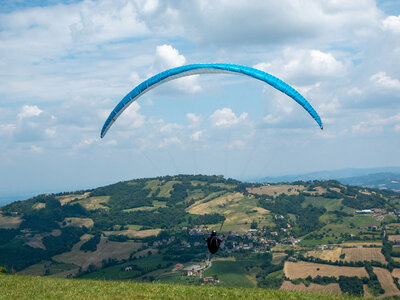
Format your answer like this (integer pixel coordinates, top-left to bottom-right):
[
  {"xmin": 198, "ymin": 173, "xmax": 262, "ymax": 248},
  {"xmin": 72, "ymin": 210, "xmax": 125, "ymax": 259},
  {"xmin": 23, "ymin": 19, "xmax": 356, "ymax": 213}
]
[
  {"xmin": 0, "ymin": 275, "xmax": 355, "ymax": 299},
  {"xmin": 79, "ymin": 254, "xmax": 170, "ymax": 280},
  {"xmin": 203, "ymin": 260, "xmax": 255, "ymax": 288}
]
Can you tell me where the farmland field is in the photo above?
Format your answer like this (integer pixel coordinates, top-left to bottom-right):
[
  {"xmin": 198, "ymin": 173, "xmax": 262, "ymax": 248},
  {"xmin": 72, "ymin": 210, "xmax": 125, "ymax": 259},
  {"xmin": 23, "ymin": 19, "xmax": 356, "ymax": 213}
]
[
  {"xmin": 20, "ymin": 260, "xmax": 78, "ymax": 277},
  {"xmin": 302, "ymin": 197, "xmax": 343, "ymax": 211},
  {"xmin": 389, "ymin": 235, "xmax": 400, "ymax": 242},
  {"xmin": 53, "ymin": 236, "xmax": 141, "ymax": 269},
  {"xmin": 80, "ymin": 253, "xmax": 168, "ymax": 280},
  {"xmin": 284, "ymin": 261, "xmax": 368, "ymax": 279},
  {"xmin": 74, "ymin": 196, "xmax": 110, "ymax": 211},
  {"xmin": 307, "ymin": 247, "xmax": 386, "ymax": 264},
  {"xmin": 203, "ymin": 260, "xmax": 255, "ymax": 288},
  {"xmin": 57, "ymin": 192, "xmax": 90, "ymax": 205},
  {"xmin": 247, "ymin": 185, "xmax": 304, "ymax": 196},
  {"xmin": 280, "ymin": 281, "xmax": 341, "ymax": 295},
  {"xmin": 0, "ymin": 214, "xmax": 22, "ymax": 229},
  {"xmin": 306, "ymin": 248, "xmax": 342, "ymax": 261},
  {"xmin": 373, "ymin": 267, "xmax": 400, "ymax": 298},
  {"xmin": 62, "ymin": 217, "xmax": 94, "ymax": 228},
  {"xmin": 392, "ymin": 268, "xmax": 400, "ymax": 279},
  {"xmin": 342, "ymin": 247, "xmax": 386, "ymax": 264},
  {"xmin": 104, "ymin": 228, "xmax": 161, "ymax": 238}
]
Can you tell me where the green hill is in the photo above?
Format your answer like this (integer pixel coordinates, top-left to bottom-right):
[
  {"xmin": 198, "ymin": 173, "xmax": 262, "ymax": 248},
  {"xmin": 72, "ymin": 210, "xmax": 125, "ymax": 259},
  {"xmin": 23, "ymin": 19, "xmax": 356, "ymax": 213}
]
[
  {"xmin": 1, "ymin": 174, "xmax": 400, "ymax": 297},
  {"xmin": 0, "ymin": 275, "xmax": 353, "ymax": 299}
]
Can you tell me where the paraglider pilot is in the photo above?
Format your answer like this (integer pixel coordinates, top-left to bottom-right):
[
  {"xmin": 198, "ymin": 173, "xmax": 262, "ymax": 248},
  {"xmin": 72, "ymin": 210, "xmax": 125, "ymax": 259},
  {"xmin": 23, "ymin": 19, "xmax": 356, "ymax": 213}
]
[{"xmin": 206, "ymin": 230, "xmax": 222, "ymax": 254}]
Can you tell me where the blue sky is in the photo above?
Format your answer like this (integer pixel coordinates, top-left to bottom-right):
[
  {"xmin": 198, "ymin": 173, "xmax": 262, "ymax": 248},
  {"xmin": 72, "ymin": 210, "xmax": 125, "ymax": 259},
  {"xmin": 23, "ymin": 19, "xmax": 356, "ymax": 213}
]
[{"xmin": 1, "ymin": 0, "xmax": 400, "ymax": 199}]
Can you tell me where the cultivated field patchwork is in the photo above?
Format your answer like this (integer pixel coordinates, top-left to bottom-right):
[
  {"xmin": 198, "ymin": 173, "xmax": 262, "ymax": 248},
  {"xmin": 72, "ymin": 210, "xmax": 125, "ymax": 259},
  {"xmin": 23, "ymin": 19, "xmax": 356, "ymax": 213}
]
[{"xmin": 284, "ymin": 261, "xmax": 368, "ymax": 279}]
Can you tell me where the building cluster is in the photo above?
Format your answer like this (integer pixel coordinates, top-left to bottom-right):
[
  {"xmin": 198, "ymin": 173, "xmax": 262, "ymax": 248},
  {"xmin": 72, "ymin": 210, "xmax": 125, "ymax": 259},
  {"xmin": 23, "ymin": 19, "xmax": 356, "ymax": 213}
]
[
  {"xmin": 356, "ymin": 208, "xmax": 387, "ymax": 214},
  {"xmin": 202, "ymin": 276, "xmax": 220, "ymax": 285},
  {"xmin": 315, "ymin": 244, "xmax": 334, "ymax": 251},
  {"xmin": 151, "ymin": 236, "xmax": 175, "ymax": 247}
]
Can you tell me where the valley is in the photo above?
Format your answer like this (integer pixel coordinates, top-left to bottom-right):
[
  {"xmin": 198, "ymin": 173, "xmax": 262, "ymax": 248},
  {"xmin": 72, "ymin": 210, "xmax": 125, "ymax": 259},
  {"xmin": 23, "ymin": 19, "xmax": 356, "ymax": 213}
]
[{"xmin": 1, "ymin": 175, "xmax": 400, "ymax": 297}]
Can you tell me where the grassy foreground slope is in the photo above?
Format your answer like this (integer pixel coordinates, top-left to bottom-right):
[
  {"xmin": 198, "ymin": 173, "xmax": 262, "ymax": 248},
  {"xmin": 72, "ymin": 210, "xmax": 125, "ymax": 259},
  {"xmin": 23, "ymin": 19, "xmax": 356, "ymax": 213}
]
[{"xmin": 0, "ymin": 275, "xmax": 354, "ymax": 300}]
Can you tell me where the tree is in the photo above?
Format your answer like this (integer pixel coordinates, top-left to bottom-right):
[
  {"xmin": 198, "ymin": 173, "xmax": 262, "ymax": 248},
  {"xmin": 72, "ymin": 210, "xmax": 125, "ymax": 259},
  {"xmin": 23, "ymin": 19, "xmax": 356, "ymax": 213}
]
[{"xmin": 251, "ymin": 220, "xmax": 258, "ymax": 229}]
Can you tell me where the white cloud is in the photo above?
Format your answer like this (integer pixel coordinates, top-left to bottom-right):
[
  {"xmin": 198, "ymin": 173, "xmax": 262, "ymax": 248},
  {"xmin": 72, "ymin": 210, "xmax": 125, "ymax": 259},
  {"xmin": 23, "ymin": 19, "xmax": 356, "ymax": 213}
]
[
  {"xmin": 45, "ymin": 128, "xmax": 56, "ymax": 138},
  {"xmin": 117, "ymin": 102, "xmax": 145, "ymax": 130},
  {"xmin": 152, "ymin": 44, "xmax": 201, "ymax": 93},
  {"xmin": 318, "ymin": 98, "xmax": 340, "ymax": 115},
  {"xmin": 256, "ymin": 48, "xmax": 346, "ymax": 84},
  {"xmin": 382, "ymin": 15, "xmax": 400, "ymax": 34},
  {"xmin": 0, "ymin": 124, "xmax": 16, "ymax": 136},
  {"xmin": 173, "ymin": 0, "xmax": 380, "ymax": 46},
  {"xmin": 370, "ymin": 72, "xmax": 400, "ymax": 90},
  {"xmin": 155, "ymin": 44, "xmax": 186, "ymax": 69},
  {"xmin": 348, "ymin": 87, "xmax": 363, "ymax": 95},
  {"xmin": 190, "ymin": 130, "xmax": 203, "ymax": 141},
  {"xmin": 226, "ymin": 140, "xmax": 246, "ymax": 149},
  {"xmin": 159, "ymin": 136, "xmax": 181, "ymax": 148},
  {"xmin": 70, "ymin": 1, "xmax": 149, "ymax": 46},
  {"xmin": 209, "ymin": 108, "xmax": 247, "ymax": 128},
  {"xmin": 30, "ymin": 145, "xmax": 43, "ymax": 153},
  {"xmin": 159, "ymin": 122, "xmax": 184, "ymax": 135},
  {"xmin": 352, "ymin": 113, "xmax": 400, "ymax": 134},
  {"xmin": 18, "ymin": 105, "xmax": 42, "ymax": 120},
  {"xmin": 186, "ymin": 113, "xmax": 201, "ymax": 128},
  {"xmin": 73, "ymin": 138, "xmax": 97, "ymax": 151}
]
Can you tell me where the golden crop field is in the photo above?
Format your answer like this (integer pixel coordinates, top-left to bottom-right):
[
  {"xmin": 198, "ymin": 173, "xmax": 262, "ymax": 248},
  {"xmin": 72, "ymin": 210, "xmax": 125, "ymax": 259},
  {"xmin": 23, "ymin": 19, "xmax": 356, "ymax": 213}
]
[
  {"xmin": 306, "ymin": 248, "xmax": 342, "ymax": 261},
  {"xmin": 341, "ymin": 242, "xmax": 382, "ymax": 247},
  {"xmin": 104, "ymin": 228, "xmax": 161, "ymax": 238},
  {"xmin": 342, "ymin": 247, "xmax": 386, "ymax": 264},
  {"xmin": 187, "ymin": 192, "xmax": 243, "ymax": 215},
  {"xmin": 62, "ymin": 217, "xmax": 94, "ymax": 229},
  {"xmin": 53, "ymin": 236, "xmax": 141, "ymax": 270},
  {"xmin": 280, "ymin": 281, "xmax": 342, "ymax": 295},
  {"xmin": 306, "ymin": 246, "xmax": 386, "ymax": 264},
  {"xmin": 0, "ymin": 214, "xmax": 22, "ymax": 229},
  {"xmin": 25, "ymin": 234, "xmax": 46, "ymax": 250},
  {"xmin": 33, "ymin": 202, "xmax": 46, "ymax": 210},
  {"xmin": 57, "ymin": 192, "xmax": 90, "ymax": 205},
  {"xmin": 389, "ymin": 235, "xmax": 400, "ymax": 242},
  {"xmin": 373, "ymin": 267, "xmax": 400, "ymax": 298},
  {"xmin": 303, "ymin": 186, "xmax": 328, "ymax": 196},
  {"xmin": 75, "ymin": 196, "xmax": 110, "ymax": 211},
  {"xmin": 284, "ymin": 261, "xmax": 368, "ymax": 279},
  {"xmin": 392, "ymin": 268, "xmax": 400, "ymax": 279},
  {"xmin": 247, "ymin": 185, "xmax": 304, "ymax": 196}
]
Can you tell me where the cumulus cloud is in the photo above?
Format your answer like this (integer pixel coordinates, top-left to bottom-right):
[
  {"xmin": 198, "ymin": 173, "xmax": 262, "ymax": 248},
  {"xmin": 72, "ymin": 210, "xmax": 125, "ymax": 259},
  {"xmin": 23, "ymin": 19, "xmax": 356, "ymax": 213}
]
[
  {"xmin": 30, "ymin": 145, "xmax": 43, "ymax": 153},
  {"xmin": 152, "ymin": 44, "xmax": 201, "ymax": 93},
  {"xmin": 382, "ymin": 15, "xmax": 400, "ymax": 34},
  {"xmin": 18, "ymin": 105, "xmax": 43, "ymax": 120},
  {"xmin": 171, "ymin": 0, "xmax": 381, "ymax": 46},
  {"xmin": 370, "ymin": 72, "xmax": 400, "ymax": 90},
  {"xmin": 115, "ymin": 102, "xmax": 145, "ymax": 130},
  {"xmin": 186, "ymin": 113, "xmax": 201, "ymax": 128},
  {"xmin": 209, "ymin": 108, "xmax": 247, "ymax": 128},
  {"xmin": 352, "ymin": 113, "xmax": 400, "ymax": 135},
  {"xmin": 159, "ymin": 136, "xmax": 181, "ymax": 148},
  {"xmin": 255, "ymin": 48, "xmax": 346, "ymax": 85},
  {"xmin": 155, "ymin": 44, "xmax": 186, "ymax": 69},
  {"xmin": 190, "ymin": 130, "xmax": 203, "ymax": 141}
]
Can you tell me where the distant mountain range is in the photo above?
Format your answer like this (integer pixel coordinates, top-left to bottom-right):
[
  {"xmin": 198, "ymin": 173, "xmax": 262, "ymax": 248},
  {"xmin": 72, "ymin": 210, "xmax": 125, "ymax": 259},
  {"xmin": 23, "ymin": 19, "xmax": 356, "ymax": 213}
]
[{"xmin": 251, "ymin": 167, "xmax": 400, "ymax": 191}]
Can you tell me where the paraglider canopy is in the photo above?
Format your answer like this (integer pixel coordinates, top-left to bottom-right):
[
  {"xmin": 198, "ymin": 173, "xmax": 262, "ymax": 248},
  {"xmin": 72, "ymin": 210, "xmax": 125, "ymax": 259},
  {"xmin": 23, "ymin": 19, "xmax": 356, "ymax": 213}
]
[{"xmin": 101, "ymin": 63, "xmax": 323, "ymax": 138}]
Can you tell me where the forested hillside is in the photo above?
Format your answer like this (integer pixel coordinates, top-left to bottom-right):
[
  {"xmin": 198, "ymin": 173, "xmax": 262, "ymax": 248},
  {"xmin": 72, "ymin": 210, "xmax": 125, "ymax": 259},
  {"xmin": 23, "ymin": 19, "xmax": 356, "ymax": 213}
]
[{"xmin": 1, "ymin": 175, "xmax": 400, "ymax": 297}]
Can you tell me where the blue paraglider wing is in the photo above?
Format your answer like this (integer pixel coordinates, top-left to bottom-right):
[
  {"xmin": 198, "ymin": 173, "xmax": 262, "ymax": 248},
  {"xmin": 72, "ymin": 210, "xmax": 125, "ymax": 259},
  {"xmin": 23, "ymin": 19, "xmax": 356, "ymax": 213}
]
[{"xmin": 101, "ymin": 63, "xmax": 323, "ymax": 138}]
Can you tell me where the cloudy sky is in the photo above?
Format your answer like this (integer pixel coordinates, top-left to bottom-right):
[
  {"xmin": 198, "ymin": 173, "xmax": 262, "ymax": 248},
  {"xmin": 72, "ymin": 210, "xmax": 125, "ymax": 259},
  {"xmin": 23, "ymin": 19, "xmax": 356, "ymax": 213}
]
[{"xmin": 1, "ymin": 0, "xmax": 400, "ymax": 199}]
